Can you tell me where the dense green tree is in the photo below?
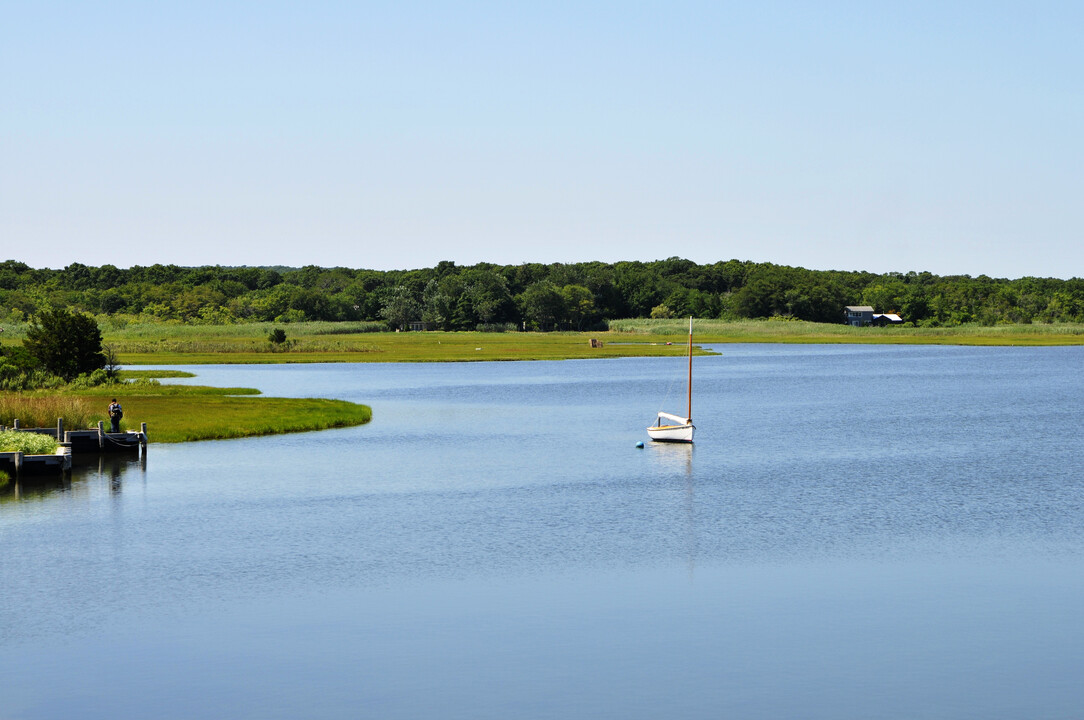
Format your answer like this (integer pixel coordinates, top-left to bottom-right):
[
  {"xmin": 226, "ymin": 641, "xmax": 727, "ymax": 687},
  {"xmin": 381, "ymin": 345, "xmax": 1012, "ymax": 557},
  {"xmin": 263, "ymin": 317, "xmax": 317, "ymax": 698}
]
[
  {"xmin": 518, "ymin": 281, "xmax": 565, "ymax": 330},
  {"xmin": 422, "ymin": 278, "xmax": 455, "ymax": 330},
  {"xmin": 614, "ymin": 261, "xmax": 666, "ymax": 317},
  {"xmin": 561, "ymin": 284, "xmax": 597, "ymax": 330},
  {"xmin": 256, "ymin": 269, "xmax": 283, "ymax": 289},
  {"xmin": 23, "ymin": 308, "xmax": 105, "ymax": 380},
  {"xmin": 650, "ymin": 304, "xmax": 674, "ymax": 319},
  {"xmin": 734, "ymin": 277, "xmax": 783, "ymax": 318},
  {"xmin": 0, "ymin": 260, "xmax": 33, "ymax": 290},
  {"xmin": 460, "ymin": 268, "xmax": 516, "ymax": 326},
  {"xmin": 0, "ymin": 344, "xmax": 39, "ymax": 373},
  {"xmin": 380, "ymin": 287, "xmax": 422, "ymax": 330},
  {"xmin": 452, "ymin": 293, "xmax": 479, "ymax": 329},
  {"xmin": 60, "ymin": 262, "xmax": 94, "ymax": 290},
  {"xmin": 861, "ymin": 280, "xmax": 908, "ymax": 313}
]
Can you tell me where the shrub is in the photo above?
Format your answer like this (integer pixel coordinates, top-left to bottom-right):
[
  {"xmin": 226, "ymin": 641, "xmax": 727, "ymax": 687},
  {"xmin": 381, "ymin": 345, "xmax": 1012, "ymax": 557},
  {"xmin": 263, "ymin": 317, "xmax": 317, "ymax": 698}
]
[
  {"xmin": 24, "ymin": 308, "xmax": 105, "ymax": 380},
  {"xmin": 0, "ymin": 369, "xmax": 67, "ymax": 392},
  {"xmin": 70, "ymin": 368, "xmax": 113, "ymax": 389},
  {"xmin": 0, "ymin": 345, "xmax": 39, "ymax": 372},
  {"xmin": 0, "ymin": 430, "xmax": 59, "ymax": 454}
]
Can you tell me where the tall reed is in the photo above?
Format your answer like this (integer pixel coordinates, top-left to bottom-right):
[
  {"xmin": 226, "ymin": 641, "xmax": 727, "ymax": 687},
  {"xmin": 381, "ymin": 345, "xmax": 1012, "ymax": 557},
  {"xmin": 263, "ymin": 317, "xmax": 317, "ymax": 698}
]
[{"xmin": 0, "ymin": 394, "xmax": 99, "ymax": 429}]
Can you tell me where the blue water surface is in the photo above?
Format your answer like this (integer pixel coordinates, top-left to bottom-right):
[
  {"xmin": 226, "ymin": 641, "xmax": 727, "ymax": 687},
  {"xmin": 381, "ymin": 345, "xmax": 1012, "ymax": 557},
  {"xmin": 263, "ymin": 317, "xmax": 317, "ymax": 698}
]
[{"xmin": 2, "ymin": 344, "xmax": 1082, "ymax": 719}]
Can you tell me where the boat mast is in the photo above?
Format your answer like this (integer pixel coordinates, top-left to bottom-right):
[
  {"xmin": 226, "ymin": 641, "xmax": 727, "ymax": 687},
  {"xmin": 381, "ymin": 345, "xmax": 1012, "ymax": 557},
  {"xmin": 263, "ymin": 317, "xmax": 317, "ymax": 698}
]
[{"xmin": 686, "ymin": 316, "xmax": 693, "ymax": 423}]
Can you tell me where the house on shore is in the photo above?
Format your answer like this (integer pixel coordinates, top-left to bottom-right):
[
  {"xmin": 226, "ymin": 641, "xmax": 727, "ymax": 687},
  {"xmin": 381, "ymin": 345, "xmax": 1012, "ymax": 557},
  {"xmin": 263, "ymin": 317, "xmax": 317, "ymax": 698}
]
[
  {"xmin": 871, "ymin": 313, "xmax": 904, "ymax": 326},
  {"xmin": 844, "ymin": 306, "xmax": 904, "ymax": 326},
  {"xmin": 844, "ymin": 306, "xmax": 875, "ymax": 326}
]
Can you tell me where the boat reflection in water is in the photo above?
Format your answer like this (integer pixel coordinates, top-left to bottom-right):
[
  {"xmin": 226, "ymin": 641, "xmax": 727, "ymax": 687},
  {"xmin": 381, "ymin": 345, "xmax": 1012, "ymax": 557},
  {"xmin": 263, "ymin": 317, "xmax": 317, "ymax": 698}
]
[{"xmin": 648, "ymin": 440, "xmax": 694, "ymax": 476}]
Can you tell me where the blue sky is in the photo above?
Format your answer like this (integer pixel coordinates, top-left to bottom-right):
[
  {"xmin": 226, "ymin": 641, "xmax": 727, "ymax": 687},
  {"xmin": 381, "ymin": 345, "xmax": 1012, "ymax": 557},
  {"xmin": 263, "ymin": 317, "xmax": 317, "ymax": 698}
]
[{"xmin": 2, "ymin": 1, "xmax": 1081, "ymax": 278}]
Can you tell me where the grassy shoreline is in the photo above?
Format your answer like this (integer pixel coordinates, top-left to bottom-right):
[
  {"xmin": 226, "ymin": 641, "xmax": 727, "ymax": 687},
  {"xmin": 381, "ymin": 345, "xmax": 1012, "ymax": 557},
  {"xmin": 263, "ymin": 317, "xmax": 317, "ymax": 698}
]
[
  {"xmin": 615, "ymin": 318, "xmax": 1084, "ymax": 345},
  {"xmin": 81, "ymin": 320, "xmax": 1084, "ymax": 365},
  {"xmin": 2, "ymin": 319, "xmax": 1077, "ymax": 448},
  {"xmin": 1, "ymin": 382, "xmax": 371, "ymax": 444},
  {"xmin": 3, "ymin": 319, "xmax": 1081, "ymax": 367}
]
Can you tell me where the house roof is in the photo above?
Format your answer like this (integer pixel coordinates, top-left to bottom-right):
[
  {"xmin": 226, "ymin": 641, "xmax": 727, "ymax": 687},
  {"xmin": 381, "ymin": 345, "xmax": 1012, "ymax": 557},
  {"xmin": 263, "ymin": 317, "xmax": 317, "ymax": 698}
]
[
  {"xmin": 874, "ymin": 313, "xmax": 903, "ymax": 322},
  {"xmin": 845, "ymin": 306, "xmax": 875, "ymax": 312}
]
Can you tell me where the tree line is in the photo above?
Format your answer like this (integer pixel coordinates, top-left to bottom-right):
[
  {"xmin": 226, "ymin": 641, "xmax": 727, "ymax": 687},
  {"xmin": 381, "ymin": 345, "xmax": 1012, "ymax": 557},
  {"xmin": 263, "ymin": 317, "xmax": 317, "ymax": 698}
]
[{"xmin": 1, "ymin": 258, "xmax": 1082, "ymax": 330}]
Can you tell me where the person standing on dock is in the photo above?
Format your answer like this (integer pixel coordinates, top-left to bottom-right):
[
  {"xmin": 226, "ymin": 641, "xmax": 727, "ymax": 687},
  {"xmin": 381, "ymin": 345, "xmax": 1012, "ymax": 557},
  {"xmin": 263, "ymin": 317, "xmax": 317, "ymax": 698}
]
[{"xmin": 108, "ymin": 398, "xmax": 123, "ymax": 433}]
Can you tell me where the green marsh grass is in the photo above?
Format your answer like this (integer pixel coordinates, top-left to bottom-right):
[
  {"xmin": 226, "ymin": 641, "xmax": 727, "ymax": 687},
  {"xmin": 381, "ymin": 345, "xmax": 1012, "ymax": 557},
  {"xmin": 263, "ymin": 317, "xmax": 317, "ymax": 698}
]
[
  {"xmin": 0, "ymin": 430, "xmax": 60, "ymax": 454},
  {"xmin": 114, "ymin": 394, "xmax": 373, "ymax": 443},
  {"xmin": 110, "ymin": 326, "xmax": 703, "ymax": 365},
  {"xmin": 2, "ymin": 367, "xmax": 371, "ymax": 444},
  {"xmin": 110, "ymin": 321, "xmax": 1084, "ymax": 366},
  {"xmin": 609, "ymin": 318, "xmax": 1084, "ymax": 346},
  {"xmin": 119, "ymin": 369, "xmax": 196, "ymax": 379},
  {"xmin": 13, "ymin": 318, "xmax": 1084, "ymax": 370},
  {"xmin": 0, "ymin": 394, "xmax": 98, "ymax": 429},
  {"xmin": 69, "ymin": 377, "xmax": 370, "ymax": 443}
]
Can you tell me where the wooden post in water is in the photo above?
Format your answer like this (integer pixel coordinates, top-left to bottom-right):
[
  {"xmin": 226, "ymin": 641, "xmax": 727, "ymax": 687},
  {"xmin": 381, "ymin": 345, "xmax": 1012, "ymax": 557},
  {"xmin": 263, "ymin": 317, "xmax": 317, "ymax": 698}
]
[
  {"xmin": 97, "ymin": 420, "xmax": 104, "ymax": 449},
  {"xmin": 13, "ymin": 451, "xmax": 22, "ymax": 478},
  {"xmin": 13, "ymin": 418, "xmax": 20, "ymax": 430},
  {"xmin": 57, "ymin": 418, "xmax": 64, "ymax": 441}
]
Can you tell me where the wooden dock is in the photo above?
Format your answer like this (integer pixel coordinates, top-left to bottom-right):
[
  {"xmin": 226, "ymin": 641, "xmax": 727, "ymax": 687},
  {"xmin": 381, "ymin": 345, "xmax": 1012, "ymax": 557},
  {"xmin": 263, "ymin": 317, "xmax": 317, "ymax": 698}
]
[
  {"xmin": 66, "ymin": 422, "xmax": 148, "ymax": 454},
  {"xmin": 0, "ymin": 446, "xmax": 72, "ymax": 477},
  {"xmin": 1, "ymin": 419, "xmax": 148, "ymax": 480}
]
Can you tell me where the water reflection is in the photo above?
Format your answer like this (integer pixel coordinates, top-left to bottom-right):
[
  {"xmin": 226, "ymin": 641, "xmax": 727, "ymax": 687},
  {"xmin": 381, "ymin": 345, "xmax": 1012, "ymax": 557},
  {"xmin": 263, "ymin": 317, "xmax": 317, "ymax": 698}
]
[
  {"xmin": 646, "ymin": 443, "xmax": 699, "ymax": 576},
  {"xmin": 0, "ymin": 473, "xmax": 70, "ymax": 502},
  {"xmin": 74, "ymin": 453, "xmax": 145, "ymax": 494},
  {"xmin": 647, "ymin": 441, "xmax": 693, "ymax": 477},
  {"xmin": 0, "ymin": 454, "xmax": 146, "ymax": 503}
]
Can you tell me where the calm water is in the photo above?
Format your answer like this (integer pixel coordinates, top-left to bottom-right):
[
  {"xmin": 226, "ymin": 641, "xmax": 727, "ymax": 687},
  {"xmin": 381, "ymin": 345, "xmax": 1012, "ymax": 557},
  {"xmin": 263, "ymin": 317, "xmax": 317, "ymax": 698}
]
[{"xmin": 2, "ymin": 344, "xmax": 1082, "ymax": 719}]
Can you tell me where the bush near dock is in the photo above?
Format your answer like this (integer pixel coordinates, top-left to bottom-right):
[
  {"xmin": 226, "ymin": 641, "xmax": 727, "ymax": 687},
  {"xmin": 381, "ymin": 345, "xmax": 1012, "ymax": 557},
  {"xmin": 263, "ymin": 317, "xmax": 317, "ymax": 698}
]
[{"xmin": 0, "ymin": 430, "xmax": 59, "ymax": 454}]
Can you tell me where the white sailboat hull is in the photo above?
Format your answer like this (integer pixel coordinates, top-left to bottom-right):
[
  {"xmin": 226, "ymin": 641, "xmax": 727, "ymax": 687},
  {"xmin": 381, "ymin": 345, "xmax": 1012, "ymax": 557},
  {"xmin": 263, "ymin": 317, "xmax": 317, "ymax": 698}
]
[{"xmin": 647, "ymin": 417, "xmax": 695, "ymax": 443}]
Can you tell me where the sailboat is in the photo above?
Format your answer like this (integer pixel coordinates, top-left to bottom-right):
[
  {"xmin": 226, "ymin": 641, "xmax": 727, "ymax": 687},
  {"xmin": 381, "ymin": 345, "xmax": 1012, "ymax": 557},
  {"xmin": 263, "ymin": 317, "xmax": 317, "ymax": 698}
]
[{"xmin": 647, "ymin": 316, "xmax": 695, "ymax": 443}]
